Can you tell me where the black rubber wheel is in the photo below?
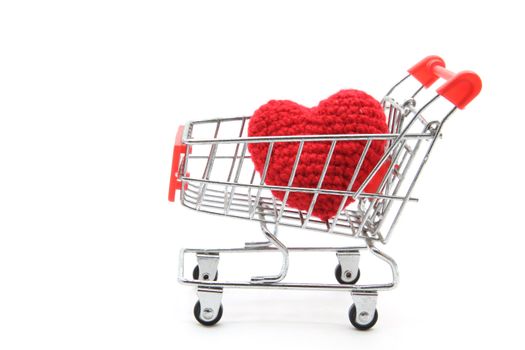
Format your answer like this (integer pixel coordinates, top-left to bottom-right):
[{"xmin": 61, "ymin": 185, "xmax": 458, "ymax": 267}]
[
  {"xmin": 335, "ymin": 264, "xmax": 360, "ymax": 284},
  {"xmin": 192, "ymin": 266, "xmax": 218, "ymax": 281},
  {"xmin": 193, "ymin": 301, "xmax": 223, "ymax": 326},
  {"xmin": 348, "ymin": 304, "xmax": 378, "ymax": 330}
]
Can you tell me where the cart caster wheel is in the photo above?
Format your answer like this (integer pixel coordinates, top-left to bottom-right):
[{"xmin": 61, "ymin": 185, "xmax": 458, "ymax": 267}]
[
  {"xmin": 335, "ymin": 264, "xmax": 360, "ymax": 284},
  {"xmin": 349, "ymin": 304, "xmax": 378, "ymax": 330},
  {"xmin": 194, "ymin": 301, "xmax": 223, "ymax": 326},
  {"xmin": 192, "ymin": 266, "xmax": 218, "ymax": 281}
]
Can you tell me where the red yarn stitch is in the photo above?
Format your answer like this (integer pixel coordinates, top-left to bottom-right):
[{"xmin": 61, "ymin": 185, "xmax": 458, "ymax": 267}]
[{"xmin": 248, "ymin": 89, "xmax": 388, "ymax": 222}]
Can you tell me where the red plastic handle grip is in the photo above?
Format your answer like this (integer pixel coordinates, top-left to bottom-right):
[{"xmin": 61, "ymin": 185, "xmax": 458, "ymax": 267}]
[
  {"xmin": 408, "ymin": 55, "xmax": 482, "ymax": 109},
  {"xmin": 168, "ymin": 125, "xmax": 186, "ymax": 202}
]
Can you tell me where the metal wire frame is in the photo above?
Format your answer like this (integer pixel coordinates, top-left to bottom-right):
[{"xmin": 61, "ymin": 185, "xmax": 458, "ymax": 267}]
[
  {"xmin": 173, "ymin": 72, "xmax": 467, "ymax": 330},
  {"xmin": 177, "ymin": 75, "xmax": 455, "ymax": 244}
]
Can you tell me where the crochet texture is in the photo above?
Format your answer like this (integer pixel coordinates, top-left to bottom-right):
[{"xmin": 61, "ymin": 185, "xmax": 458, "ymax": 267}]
[{"xmin": 248, "ymin": 89, "xmax": 388, "ymax": 222}]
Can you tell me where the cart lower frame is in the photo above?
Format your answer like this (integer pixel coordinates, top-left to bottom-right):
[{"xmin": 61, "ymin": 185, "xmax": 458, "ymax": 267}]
[{"xmin": 179, "ymin": 217, "xmax": 397, "ymax": 329}]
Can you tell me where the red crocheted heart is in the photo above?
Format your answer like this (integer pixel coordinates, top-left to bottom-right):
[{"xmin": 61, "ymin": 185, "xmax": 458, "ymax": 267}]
[{"xmin": 248, "ymin": 89, "xmax": 388, "ymax": 222}]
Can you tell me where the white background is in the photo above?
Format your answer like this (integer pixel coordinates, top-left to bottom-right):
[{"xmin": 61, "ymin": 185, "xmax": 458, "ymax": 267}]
[{"xmin": 1, "ymin": 1, "xmax": 524, "ymax": 349}]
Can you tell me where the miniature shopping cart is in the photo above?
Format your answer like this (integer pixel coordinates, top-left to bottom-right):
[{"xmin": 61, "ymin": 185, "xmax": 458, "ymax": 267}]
[{"xmin": 168, "ymin": 56, "xmax": 481, "ymax": 330}]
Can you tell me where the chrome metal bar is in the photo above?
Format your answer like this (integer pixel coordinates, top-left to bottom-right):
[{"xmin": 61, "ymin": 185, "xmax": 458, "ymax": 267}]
[
  {"xmin": 187, "ymin": 115, "xmax": 249, "ymax": 126},
  {"xmin": 247, "ymin": 168, "xmax": 257, "ymax": 215},
  {"xmin": 377, "ymin": 138, "xmax": 407, "ymax": 194},
  {"xmin": 366, "ymin": 239, "xmax": 399, "ymax": 289},
  {"xmin": 188, "ymin": 155, "xmax": 252, "ymax": 159},
  {"xmin": 184, "ymin": 133, "xmax": 434, "ymax": 145},
  {"xmin": 387, "ymin": 102, "xmax": 395, "ymax": 134},
  {"xmin": 179, "ymin": 137, "xmax": 191, "ymax": 203},
  {"xmin": 201, "ymin": 121, "xmax": 221, "ymax": 177},
  {"xmin": 250, "ymin": 209, "xmax": 289, "ymax": 283},
  {"xmin": 196, "ymin": 121, "xmax": 221, "ymax": 210},
  {"xmin": 245, "ymin": 202, "xmax": 279, "ymax": 249},
  {"xmin": 223, "ymin": 119, "xmax": 246, "ymax": 214},
  {"xmin": 182, "ymin": 246, "xmax": 368, "ymax": 254},
  {"xmin": 330, "ymin": 139, "xmax": 372, "ymax": 232},
  {"xmin": 384, "ymin": 74, "xmax": 411, "ymax": 96},
  {"xmin": 302, "ymin": 141, "xmax": 337, "ymax": 227},
  {"xmin": 226, "ymin": 118, "xmax": 246, "ymax": 182},
  {"xmin": 180, "ymin": 279, "xmax": 394, "ymax": 292},
  {"xmin": 182, "ymin": 121, "xmax": 192, "ymax": 141},
  {"xmin": 179, "ymin": 144, "xmax": 191, "ymax": 204},
  {"xmin": 277, "ymin": 141, "xmax": 304, "ymax": 223},
  {"xmin": 396, "ymin": 102, "xmax": 408, "ymax": 134},
  {"xmin": 250, "ymin": 142, "xmax": 274, "ymax": 219},
  {"xmin": 225, "ymin": 142, "xmax": 248, "ymax": 215},
  {"xmin": 393, "ymin": 106, "xmax": 400, "ymax": 134},
  {"xmin": 411, "ymin": 84, "xmax": 425, "ymax": 98},
  {"xmin": 344, "ymin": 209, "xmax": 357, "ymax": 235}
]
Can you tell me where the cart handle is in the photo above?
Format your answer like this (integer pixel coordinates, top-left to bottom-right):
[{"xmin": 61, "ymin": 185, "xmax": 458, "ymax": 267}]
[
  {"xmin": 408, "ymin": 55, "xmax": 482, "ymax": 109},
  {"xmin": 168, "ymin": 125, "xmax": 187, "ymax": 202}
]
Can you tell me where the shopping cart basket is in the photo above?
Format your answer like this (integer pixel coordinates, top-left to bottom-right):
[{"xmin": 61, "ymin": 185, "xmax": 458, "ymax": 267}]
[{"xmin": 168, "ymin": 55, "xmax": 481, "ymax": 329}]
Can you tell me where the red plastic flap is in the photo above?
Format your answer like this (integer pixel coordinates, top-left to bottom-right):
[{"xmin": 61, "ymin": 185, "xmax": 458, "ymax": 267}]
[{"xmin": 168, "ymin": 125, "xmax": 187, "ymax": 202}]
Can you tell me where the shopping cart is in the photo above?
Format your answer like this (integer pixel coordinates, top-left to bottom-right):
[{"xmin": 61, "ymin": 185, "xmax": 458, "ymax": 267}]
[{"xmin": 168, "ymin": 56, "xmax": 481, "ymax": 329}]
